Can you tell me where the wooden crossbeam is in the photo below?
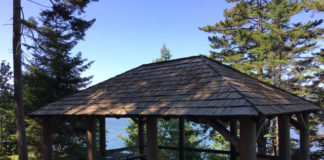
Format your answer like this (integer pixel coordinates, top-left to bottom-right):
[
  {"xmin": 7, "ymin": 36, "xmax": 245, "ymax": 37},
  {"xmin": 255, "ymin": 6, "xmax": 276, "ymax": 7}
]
[
  {"xmin": 203, "ymin": 119, "xmax": 239, "ymax": 149},
  {"xmin": 50, "ymin": 116, "xmax": 66, "ymax": 132},
  {"xmin": 290, "ymin": 117, "xmax": 302, "ymax": 130},
  {"xmin": 256, "ymin": 118, "xmax": 266, "ymax": 140},
  {"xmin": 297, "ymin": 113, "xmax": 307, "ymax": 130}
]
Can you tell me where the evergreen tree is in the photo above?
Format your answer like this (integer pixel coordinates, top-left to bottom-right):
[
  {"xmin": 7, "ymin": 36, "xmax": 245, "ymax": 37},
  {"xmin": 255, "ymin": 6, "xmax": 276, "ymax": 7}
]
[
  {"xmin": 0, "ymin": 61, "xmax": 17, "ymax": 156},
  {"xmin": 200, "ymin": 0, "xmax": 324, "ymax": 157},
  {"xmin": 200, "ymin": 0, "xmax": 323, "ymax": 88},
  {"xmin": 154, "ymin": 44, "xmax": 172, "ymax": 63},
  {"xmin": 22, "ymin": 0, "xmax": 95, "ymax": 157}
]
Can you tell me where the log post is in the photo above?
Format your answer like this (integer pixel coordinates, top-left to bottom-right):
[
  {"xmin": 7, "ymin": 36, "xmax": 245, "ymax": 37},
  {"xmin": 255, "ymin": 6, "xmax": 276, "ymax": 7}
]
[
  {"xmin": 299, "ymin": 114, "xmax": 309, "ymax": 160},
  {"xmin": 138, "ymin": 117, "xmax": 145, "ymax": 159},
  {"xmin": 230, "ymin": 120, "xmax": 237, "ymax": 160},
  {"xmin": 146, "ymin": 118, "xmax": 158, "ymax": 160},
  {"xmin": 279, "ymin": 115, "xmax": 290, "ymax": 160},
  {"xmin": 87, "ymin": 117, "xmax": 96, "ymax": 160},
  {"xmin": 99, "ymin": 117, "xmax": 106, "ymax": 157},
  {"xmin": 43, "ymin": 117, "xmax": 52, "ymax": 160},
  {"xmin": 179, "ymin": 118, "xmax": 185, "ymax": 160},
  {"xmin": 240, "ymin": 118, "xmax": 256, "ymax": 160}
]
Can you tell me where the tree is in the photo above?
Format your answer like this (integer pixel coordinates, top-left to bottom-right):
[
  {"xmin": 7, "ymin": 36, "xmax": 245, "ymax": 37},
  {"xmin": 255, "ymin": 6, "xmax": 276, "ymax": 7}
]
[
  {"xmin": 22, "ymin": 0, "xmax": 95, "ymax": 157},
  {"xmin": 0, "ymin": 61, "xmax": 17, "ymax": 156},
  {"xmin": 13, "ymin": 0, "xmax": 29, "ymax": 159},
  {"xmin": 154, "ymin": 44, "xmax": 172, "ymax": 63},
  {"xmin": 200, "ymin": 0, "xmax": 324, "ymax": 157},
  {"xmin": 200, "ymin": 0, "xmax": 323, "ymax": 88}
]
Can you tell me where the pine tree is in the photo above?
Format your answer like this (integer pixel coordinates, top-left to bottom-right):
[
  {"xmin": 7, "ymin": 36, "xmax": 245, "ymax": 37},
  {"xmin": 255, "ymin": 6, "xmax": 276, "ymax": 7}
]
[
  {"xmin": 22, "ymin": 0, "xmax": 95, "ymax": 157},
  {"xmin": 200, "ymin": 0, "xmax": 323, "ymax": 88},
  {"xmin": 24, "ymin": 1, "xmax": 95, "ymax": 107},
  {"xmin": 0, "ymin": 61, "xmax": 17, "ymax": 156},
  {"xmin": 154, "ymin": 44, "xmax": 172, "ymax": 63},
  {"xmin": 200, "ymin": 0, "xmax": 324, "ymax": 157}
]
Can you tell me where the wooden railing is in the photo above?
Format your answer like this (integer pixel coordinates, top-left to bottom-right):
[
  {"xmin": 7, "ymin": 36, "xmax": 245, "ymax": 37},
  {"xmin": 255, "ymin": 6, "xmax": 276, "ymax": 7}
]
[
  {"xmin": 106, "ymin": 145, "xmax": 139, "ymax": 154},
  {"xmin": 105, "ymin": 145, "xmax": 279, "ymax": 160}
]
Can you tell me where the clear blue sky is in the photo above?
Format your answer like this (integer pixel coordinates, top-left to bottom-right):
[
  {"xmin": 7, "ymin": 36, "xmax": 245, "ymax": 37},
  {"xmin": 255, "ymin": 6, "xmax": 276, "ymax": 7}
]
[{"xmin": 0, "ymin": 0, "xmax": 323, "ymax": 85}]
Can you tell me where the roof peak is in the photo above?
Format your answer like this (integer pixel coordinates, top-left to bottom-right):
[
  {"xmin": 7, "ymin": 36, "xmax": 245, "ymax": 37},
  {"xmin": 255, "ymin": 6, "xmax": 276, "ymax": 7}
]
[{"xmin": 141, "ymin": 54, "xmax": 207, "ymax": 67}]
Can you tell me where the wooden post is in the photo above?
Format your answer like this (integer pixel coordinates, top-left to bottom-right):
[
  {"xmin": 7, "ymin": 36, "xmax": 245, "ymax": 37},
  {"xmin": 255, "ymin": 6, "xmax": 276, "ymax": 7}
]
[
  {"xmin": 179, "ymin": 118, "xmax": 185, "ymax": 160},
  {"xmin": 99, "ymin": 117, "xmax": 106, "ymax": 157},
  {"xmin": 87, "ymin": 117, "xmax": 96, "ymax": 160},
  {"xmin": 300, "ymin": 114, "xmax": 310, "ymax": 160},
  {"xmin": 43, "ymin": 117, "xmax": 52, "ymax": 160},
  {"xmin": 138, "ymin": 117, "xmax": 145, "ymax": 159},
  {"xmin": 230, "ymin": 120, "xmax": 237, "ymax": 160},
  {"xmin": 146, "ymin": 118, "xmax": 158, "ymax": 160},
  {"xmin": 240, "ymin": 118, "xmax": 256, "ymax": 160},
  {"xmin": 279, "ymin": 115, "xmax": 290, "ymax": 160}
]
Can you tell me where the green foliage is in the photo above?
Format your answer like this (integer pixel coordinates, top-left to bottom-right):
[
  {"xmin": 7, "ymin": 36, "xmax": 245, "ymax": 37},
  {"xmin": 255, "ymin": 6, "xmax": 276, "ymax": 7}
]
[
  {"xmin": 0, "ymin": 61, "xmax": 16, "ymax": 156},
  {"xmin": 200, "ymin": 0, "xmax": 323, "ymax": 89},
  {"xmin": 154, "ymin": 44, "xmax": 172, "ymax": 63},
  {"xmin": 200, "ymin": 0, "xmax": 324, "ymax": 157},
  {"xmin": 21, "ymin": 0, "xmax": 95, "ymax": 158}
]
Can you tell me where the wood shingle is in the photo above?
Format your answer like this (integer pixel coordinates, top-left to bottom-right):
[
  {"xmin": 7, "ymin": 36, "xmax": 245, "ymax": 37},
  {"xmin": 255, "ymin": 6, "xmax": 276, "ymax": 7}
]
[{"xmin": 30, "ymin": 55, "xmax": 321, "ymax": 117}]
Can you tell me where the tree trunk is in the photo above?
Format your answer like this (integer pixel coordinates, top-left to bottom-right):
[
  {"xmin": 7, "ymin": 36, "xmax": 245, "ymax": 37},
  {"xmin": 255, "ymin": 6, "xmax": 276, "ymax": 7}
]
[{"xmin": 13, "ymin": 0, "xmax": 29, "ymax": 159}]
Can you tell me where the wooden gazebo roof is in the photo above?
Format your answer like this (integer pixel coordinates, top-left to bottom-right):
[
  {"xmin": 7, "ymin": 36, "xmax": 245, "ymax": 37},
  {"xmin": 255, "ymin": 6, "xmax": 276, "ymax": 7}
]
[{"xmin": 30, "ymin": 55, "xmax": 320, "ymax": 117}]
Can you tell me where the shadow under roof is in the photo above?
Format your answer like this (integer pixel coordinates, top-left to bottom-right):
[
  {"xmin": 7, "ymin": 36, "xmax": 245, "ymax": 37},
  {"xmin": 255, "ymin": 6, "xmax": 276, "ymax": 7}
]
[{"xmin": 30, "ymin": 55, "xmax": 320, "ymax": 117}]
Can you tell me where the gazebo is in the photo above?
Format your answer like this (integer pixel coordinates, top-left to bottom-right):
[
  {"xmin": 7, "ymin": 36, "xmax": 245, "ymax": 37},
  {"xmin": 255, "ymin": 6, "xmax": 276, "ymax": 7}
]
[{"xmin": 30, "ymin": 55, "xmax": 321, "ymax": 160}]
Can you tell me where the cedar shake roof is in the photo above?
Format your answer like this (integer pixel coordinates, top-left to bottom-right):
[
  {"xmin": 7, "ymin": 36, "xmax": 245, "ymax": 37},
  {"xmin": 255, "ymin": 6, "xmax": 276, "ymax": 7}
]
[{"xmin": 30, "ymin": 55, "xmax": 320, "ymax": 117}]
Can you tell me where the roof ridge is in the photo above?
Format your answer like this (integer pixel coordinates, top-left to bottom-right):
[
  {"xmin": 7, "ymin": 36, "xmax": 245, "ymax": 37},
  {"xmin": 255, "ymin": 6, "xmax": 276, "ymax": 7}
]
[
  {"xmin": 200, "ymin": 56, "xmax": 263, "ymax": 116},
  {"xmin": 202, "ymin": 56, "xmax": 320, "ymax": 109},
  {"xmin": 140, "ymin": 55, "xmax": 205, "ymax": 67}
]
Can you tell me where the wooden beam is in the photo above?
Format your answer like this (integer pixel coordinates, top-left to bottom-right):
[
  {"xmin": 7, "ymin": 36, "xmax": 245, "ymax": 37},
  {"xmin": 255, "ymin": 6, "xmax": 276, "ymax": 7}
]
[
  {"xmin": 179, "ymin": 118, "xmax": 185, "ymax": 160},
  {"xmin": 256, "ymin": 118, "xmax": 267, "ymax": 155},
  {"xmin": 204, "ymin": 119, "xmax": 239, "ymax": 149},
  {"xmin": 230, "ymin": 120, "xmax": 238, "ymax": 160},
  {"xmin": 146, "ymin": 118, "xmax": 158, "ymax": 160},
  {"xmin": 296, "ymin": 113, "xmax": 306, "ymax": 129},
  {"xmin": 131, "ymin": 118, "xmax": 138, "ymax": 123},
  {"xmin": 99, "ymin": 117, "xmax": 106, "ymax": 157},
  {"xmin": 240, "ymin": 118, "xmax": 256, "ymax": 160},
  {"xmin": 138, "ymin": 117, "xmax": 145, "ymax": 160},
  {"xmin": 279, "ymin": 115, "xmax": 290, "ymax": 160},
  {"xmin": 42, "ymin": 117, "xmax": 52, "ymax": 160},
  {"xmin": 290, "ymin": 117, "xmax": 301, "ymax": 130},
  {"xmin": 50, "ymin": 116, "xmax": 66, "ymax": 132},
  {"xmin": 87, "ymin": 117, "xmax": 96, "ymax": 160},
  {"xmin": 256, "ymin": 118, "xmax": 266, "ymax": 140},
  {"xmin": 159, "ymin": 145, "xmax": 231, "ymax": 154},
  {"xmin": 106, "ymin": 145, "xmax": 139, "ymax": 153},
  {"xmin": 298, "ymin": 113, "xmax": 310, "ymax": 160}
]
